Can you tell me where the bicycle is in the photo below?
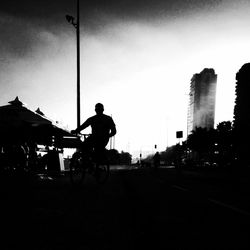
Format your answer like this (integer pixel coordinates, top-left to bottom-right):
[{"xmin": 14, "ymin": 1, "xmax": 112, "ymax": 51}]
[{"xmin": 69, "ymin": 134, "xmax": 110, "ymax": 185}]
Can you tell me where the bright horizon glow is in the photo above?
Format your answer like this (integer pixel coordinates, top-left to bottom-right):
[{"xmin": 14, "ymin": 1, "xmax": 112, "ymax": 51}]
[{"xmin": 1, "ymin": 2, "xmax": 250, "ymax": 159}]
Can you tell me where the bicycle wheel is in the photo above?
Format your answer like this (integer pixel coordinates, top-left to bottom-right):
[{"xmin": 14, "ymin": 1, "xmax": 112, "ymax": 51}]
[
  {"xmin": 69, "ymin": 153, "xmax": 85, "ymax": 185},
  {"xmin": 94, "ymin": 162, "xmax": 110, "ymax": 184}
]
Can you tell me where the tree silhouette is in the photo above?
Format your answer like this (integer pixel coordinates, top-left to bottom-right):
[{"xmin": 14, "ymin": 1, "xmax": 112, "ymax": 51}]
[
  {"xmin": 119, "ymin": 151, "xmax": 132, "ymax": 165},
  {"xmin": 216, "ymin": 121, "xmax": 233, "ymax": 167},
  {"xmin": 187, "ymin": 127, "xmax": 216, "ymax": 164},
  {"xmin": 106, "ymin": 149, "xmax": 132, "ymax": 165}
]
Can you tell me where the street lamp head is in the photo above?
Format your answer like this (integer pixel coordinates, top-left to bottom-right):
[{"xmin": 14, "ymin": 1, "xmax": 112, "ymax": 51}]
[
  {"xmin": 66, "ymin": 15, "xmax": 77, "ymax": 28},
  {"xmin": 66, "ymin": 15, "xmax": 75, "ymax": 24}
]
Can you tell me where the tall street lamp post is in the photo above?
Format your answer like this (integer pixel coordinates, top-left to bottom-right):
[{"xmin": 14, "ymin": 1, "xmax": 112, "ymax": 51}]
[{"xmin": 66, "ymin": 0, "xmax": 81, "ymax": 128}]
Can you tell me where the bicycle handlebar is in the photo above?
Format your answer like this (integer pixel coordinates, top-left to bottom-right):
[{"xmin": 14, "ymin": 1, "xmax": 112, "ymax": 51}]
[
  {"xmin": 80, "ymin": 133, "xmax": 91, "ymax": 139},
  {"xmin": 71, "ymin": 132, "xmax": 91, "ymax": 140}
]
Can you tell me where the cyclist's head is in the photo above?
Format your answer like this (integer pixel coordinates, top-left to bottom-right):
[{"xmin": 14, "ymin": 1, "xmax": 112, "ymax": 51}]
[{"xmin": 95, "ymin": 103, "xmax": 104, "ymax": 114}]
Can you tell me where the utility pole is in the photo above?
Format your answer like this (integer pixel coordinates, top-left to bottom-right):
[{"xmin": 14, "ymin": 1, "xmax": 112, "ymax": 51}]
[
  {"xmin": 66, "ymin": 0, "xmax": 81, "ymax": 128},
  {"xmin": 76, "ymin": 0, "xmax": 80, "ymax": 128}
]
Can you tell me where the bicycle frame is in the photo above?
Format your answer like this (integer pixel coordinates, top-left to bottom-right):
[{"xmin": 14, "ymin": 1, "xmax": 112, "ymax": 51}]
[{"xmin": 69, "ymin": 133, "xmax": 110, "ymax": 185}]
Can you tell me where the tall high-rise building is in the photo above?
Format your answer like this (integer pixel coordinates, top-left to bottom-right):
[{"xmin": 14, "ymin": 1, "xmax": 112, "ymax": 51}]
[
  {"xmin": 233, "ymin": 63, "xmax": 250, "ymax": 166},
  {"xmin": 187, "ymin": 68, "xmax": 217, "ymax": 136}
]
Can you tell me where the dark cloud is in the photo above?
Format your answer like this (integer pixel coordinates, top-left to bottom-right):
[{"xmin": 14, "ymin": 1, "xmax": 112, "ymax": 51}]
[
  {"xmin": 0, "ymin": 15, "xmax": 57, "ymax": 59},
  {"xmin": 1, "ymin": 0, "xmax": 223, "ymax": 22},
  {"xmin": 0, "ymin": 0, "xmax": 73, "ymax": 18},
  {"xmin": 0, "ymin": 0, "xmax": 223, "ymax": 58},
  {"xmin": 80, "ymin": 0, "xmax": 223, "ymax": 33},
  {"xmin": 0, "ymin": 0, "xmax": 225, "ymax": 35},
  {"xmin": 82, "ymin": 0, "xmax": 222, "ymax": 16}
]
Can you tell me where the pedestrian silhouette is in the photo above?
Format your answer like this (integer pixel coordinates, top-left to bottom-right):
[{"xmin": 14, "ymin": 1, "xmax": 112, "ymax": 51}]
[{"xmin": 153, "ymin": 151, "xmax": 160, "ymax": 171}]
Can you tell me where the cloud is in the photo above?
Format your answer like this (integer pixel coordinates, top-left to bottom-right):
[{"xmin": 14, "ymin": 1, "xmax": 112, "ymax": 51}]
[
  {"xmin": 0, "ymin": 12, "xmax": 72, "ymax": 61},
  {"xmin": 0, "ymin": 14, "xmax": 35, "ymax": 58},
  {"xmin": 0, "ymin": 0, "xmax": 243, "ymax": 59}
]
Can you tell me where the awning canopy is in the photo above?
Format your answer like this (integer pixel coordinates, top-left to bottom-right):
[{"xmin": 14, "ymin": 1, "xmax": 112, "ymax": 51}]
[
  {"xmin": 0, "ymin": 97, "xmax": 52, "ymax": 127},
  {"xmin": 0, "ymin": 97, "xmax": 74, "ymax": 147}
]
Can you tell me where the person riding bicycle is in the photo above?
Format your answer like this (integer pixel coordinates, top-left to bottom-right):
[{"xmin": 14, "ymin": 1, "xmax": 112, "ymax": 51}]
[{"xmin": 71, "ymin": 103, "xmax": 116, "ymax": 160}]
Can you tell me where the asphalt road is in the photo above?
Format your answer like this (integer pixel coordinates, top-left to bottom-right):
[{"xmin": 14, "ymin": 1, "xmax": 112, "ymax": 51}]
[{"xmin": 1, "ymin": 166, "xmax": 250, "ymax": 249}]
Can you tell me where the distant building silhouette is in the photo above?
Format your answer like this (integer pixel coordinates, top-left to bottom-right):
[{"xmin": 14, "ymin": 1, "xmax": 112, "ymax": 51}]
[
  {"xmin": 187, "ymin": 68, "xmax": 217, "ymax": 136},
  {"xmin": 233, "ymin": 63, "xmax": 250, "ymax": 166}
]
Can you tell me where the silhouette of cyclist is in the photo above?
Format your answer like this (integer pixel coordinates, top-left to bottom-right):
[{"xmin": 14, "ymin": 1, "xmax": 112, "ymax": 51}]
[{"xmin": 71, "ymin": 103, "xmax": 116, "ymax": 158}]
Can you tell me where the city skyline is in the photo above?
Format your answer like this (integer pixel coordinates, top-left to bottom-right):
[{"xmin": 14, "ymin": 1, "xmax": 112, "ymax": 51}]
[{"xmin": 1, "ymin": 0, "xmax": 250, "ymax": 158}]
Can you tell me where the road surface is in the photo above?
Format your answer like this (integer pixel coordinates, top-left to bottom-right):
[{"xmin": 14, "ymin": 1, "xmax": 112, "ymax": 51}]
[{"xmin": 1, "ymin": 166, "xmax": 250, "ymax": 249}]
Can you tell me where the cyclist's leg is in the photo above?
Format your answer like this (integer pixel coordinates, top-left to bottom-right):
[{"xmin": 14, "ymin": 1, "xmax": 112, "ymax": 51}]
[
  {"xmin": 94, "ymin": 138, "xmax": 109, "ymax": 163},
  {"xmin": 80, "ymin": 136, "xmax": 97, "ymax": 173},
  {"xmin": 93, "ymin": 140, "xmax": 110, "ymax": 183},
  {"xmin": 81, "ymin": 136, "xmax": 95, "ymax": 157}
]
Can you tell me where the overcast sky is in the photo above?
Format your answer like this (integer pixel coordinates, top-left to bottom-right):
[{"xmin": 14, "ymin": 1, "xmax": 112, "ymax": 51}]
[{"xmin": 1, "ymin": 0, "xmax": 250, "ymax": 158}]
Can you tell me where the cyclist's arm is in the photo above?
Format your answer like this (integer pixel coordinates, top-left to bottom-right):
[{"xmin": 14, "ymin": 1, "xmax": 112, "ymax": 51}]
[
  {"xmin": 73, "ymin": 118, "xmax": 91, "ymax": 134},
  {"xmin": 109, "ymin": 120, "xmax": 117, "ymax": 137}
]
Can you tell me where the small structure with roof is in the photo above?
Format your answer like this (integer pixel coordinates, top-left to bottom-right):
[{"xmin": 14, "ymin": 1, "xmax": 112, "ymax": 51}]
[{"xmin": 0, "ymin": 97, "xmax": 79, "ymax": 173}]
